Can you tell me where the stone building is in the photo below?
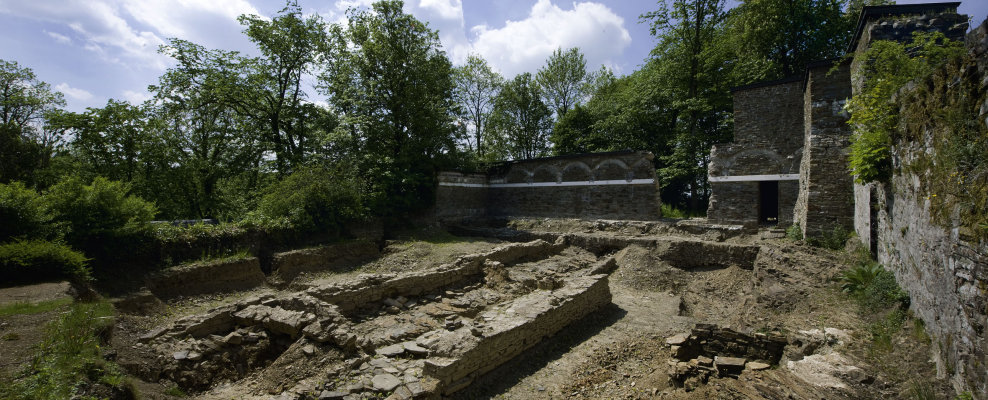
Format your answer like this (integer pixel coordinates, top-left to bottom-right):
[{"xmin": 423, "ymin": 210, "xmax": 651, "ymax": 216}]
[
  {"xmin": 708, "ymin": 2, "xmax": 965, "ymax": 238},
  {"xmin": 707, "ymin": 77, "xmax": 804, "ymax": 228}
]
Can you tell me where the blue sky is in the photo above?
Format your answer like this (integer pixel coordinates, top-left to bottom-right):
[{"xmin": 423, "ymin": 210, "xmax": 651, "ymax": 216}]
[{"xmin": 1, "ymin": 0, "xmax": 985, "ymax": 112}]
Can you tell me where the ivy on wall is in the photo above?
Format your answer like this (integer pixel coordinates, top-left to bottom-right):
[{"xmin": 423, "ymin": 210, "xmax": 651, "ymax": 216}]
[
  {"xmin": 848, "ymin": 29, "xmax": 988, "ymax": 241},
  {"xmin": 845, "ymin": 32, "xmax": 965, "ymax": 184}
]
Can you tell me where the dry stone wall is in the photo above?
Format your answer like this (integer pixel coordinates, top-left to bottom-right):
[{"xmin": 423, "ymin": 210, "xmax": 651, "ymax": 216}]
[
  {"xmin": 792, "ymin": 61, "xmax": 854, "ymax": 238},
  {"xmin": 271, "ymin": 241, "xmax": 380, "ymax": 282},
  {"xmin": 852, "ymin": 12, "xmax": 985, "ymax": 398},
  {"xmin": 147, "ymin": 257, "xmax": 265, "ymax": 299}
]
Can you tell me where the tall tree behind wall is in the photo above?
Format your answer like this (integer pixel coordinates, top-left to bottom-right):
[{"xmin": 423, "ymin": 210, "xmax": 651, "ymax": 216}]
[
  {"xmin": 725, "ymin": 0, "xmax": 866, "ymax": 81},
  {"xmin": 643, "ymin": 0, "xmax": 734, "ymax": 212},
  {"xmin": 488, "ymin": 72, "xmax": 554, "ymax": 161},
  {"xmin": 453, "ymin": 54, "xmax": 503, "ymax": 159},
  {"xmin": 0, "ymin": 60, "xmax": 66, "ymax": 185},
  {"xmin": 235, "ymin": 1, "xmax": 328, "ymax": 176},
  {"xmin": 320, "ymin": 0, "xmax": 459, "ymax": 219},
  {"xmin": 536, "ymin": 47, "xmax": 590, "ymax": 118}
]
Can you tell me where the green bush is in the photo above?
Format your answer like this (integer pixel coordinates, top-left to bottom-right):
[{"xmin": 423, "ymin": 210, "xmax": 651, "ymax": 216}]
[
  {"xmin": 249, "ymin": 166, "xmax": 366, "ymax": 234},
  {"xmin": 840, "ymin": 261, "xmax": 883, "ymax": 294},
  {"xmin": 0, "ymin": 181, "xmax": 61, "ymax": 241},
  {"xmin": 785, "ymin": 223, "xmax": 802, "ymax": 241},
  {"xmin": 44, "ymin": 176, "xmax": 157, "ymax": 245},
  {"xmin": 0, "ymin": 240, "xmax": 90, "ymax": 284}
]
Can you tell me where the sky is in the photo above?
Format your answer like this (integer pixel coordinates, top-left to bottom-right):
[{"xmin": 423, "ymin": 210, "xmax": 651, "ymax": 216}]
[{"xmin": 1, "ymin": 0, "xmax": 986, "ymax": 113}]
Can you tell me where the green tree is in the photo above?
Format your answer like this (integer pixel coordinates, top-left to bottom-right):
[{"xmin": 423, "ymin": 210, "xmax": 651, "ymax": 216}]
[
  {"xmin": 489, "ymin": 72, "xmax": 553, "ymax": 160},
  {"xmin": 320, "ymin": 0, "xmax": 459, "ymax": 217},
  {"xmin": 152, "ymin": 39, "xmax": 265, "ymax": 219},
  {"xmin": 725, "ymin": 0, "xmax": 858, "ymax": 80},
  {"xmin": 71, "ymin": 99, "xmax": 151, "ymax": 184},
  {"xmin": 536, "ymin": 47, "xmax": 589, "ymax": 117},
  {"xmin": 643, "ymin": 0, "xmax": 734, "ymax": 212},
  {"xmin": 235, "ymin": 1, "xmax": 329, "ymax": 175},
  {"xmin": 0, "ymin": 60, "xmax": 66, "ymax": 184},
  {"xmin": 454, "ymin": 54, "xmax": 503, "ymax": 156}
]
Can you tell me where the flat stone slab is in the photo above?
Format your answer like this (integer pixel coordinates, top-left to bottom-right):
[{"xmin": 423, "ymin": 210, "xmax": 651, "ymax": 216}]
[
  {"xmin": 714, "ymin": 356, "xmax": 747, "ymax": 375},
  {"xmin": 402, "ymin": 341, "xmax": 429, "ymax": 356},
  {"xmin": 747, "ymin": 361, "xmax": 771, "ymax": 371},
  {"xmin": 378, "ymin": 344, "xmax": 405, "ymax": 357},
  {"xmin": 372, "ymin": 373, "xmax": 401, "ymax": 392}
]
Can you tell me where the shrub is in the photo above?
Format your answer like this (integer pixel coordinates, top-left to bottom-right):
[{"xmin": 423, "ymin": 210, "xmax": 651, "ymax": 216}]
[
  {"xmin": 44, "ymin": 176, "xmax": 157, "ymax": 245},
  {"xmin": 0, "ymin": 240, "xmax": 90, "ymax": 284},
  {"xmin": 785, "ymin": 223, "xmax": 802, "ymax": 241},
  {"xmin": 0, "ymin": 181, "xmax": 61, "ymax": 241},
  {"xmin": 840, "ymin": 262, "xmax": 883, "ymax": 294},
  {"xmin": 250, "ymin": 166, "xmax": 366, "ymax": 234}
]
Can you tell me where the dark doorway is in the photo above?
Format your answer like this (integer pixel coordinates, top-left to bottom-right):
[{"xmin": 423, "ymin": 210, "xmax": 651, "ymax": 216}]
[{"xmin": 759, "ymin": 181, "xmax": 779, "ymax": 225}]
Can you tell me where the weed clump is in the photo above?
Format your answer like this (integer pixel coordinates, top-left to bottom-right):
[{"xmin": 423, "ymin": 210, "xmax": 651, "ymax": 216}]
[{"xmin": 0, "ymin": 300, "xmax": 138, "ymax": 400}]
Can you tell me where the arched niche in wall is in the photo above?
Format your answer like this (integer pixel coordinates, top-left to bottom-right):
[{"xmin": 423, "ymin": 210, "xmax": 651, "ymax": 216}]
[
  {"xmin": 593, "ymin": 159, "xmax": 631, "ymax": 181},
  {"xmin": 630, "ymin": 158, "xmax": 654, "ymax": 180},
  {"xmin": 561, "ymin": 161, "xmax": 593, "ymax": 182},
  {"xmin": 724, "ymin": 149, "xmax": 785, "ymax": 175},
  {"xmin": 505, "ymin": 168, "xmax": 532, "ymax": 183},
  {"xmin": 532, "ymin": 164, "xmax": 561, "ymax": 183}
]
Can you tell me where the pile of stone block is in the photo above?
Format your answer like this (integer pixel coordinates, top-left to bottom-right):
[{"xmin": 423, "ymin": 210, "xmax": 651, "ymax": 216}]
[{"xmin": 665, "ymin": 324, "xmax": 787, "ymax": 390}]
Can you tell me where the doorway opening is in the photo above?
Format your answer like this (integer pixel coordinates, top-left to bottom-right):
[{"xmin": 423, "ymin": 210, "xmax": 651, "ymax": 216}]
[{"xmin": 759, "ymin": 181, "xmax": 779, "ymax": 225}]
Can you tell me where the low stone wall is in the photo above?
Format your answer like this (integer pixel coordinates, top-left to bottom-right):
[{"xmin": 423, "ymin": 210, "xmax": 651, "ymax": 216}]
[
  {"xmin": 304, "ymin": 239, "xmax": 564, "ymax": 313},
  {"xmin": 272, "ymin": 241, "xmax": 380, "ymax": 282},
  {"xmin": 422, "ymin": 274, "xmax": 612, "ymax": 394},
  {"xmin": 147, "ymin": 257, "xmax": 265, "ymax": 299}
]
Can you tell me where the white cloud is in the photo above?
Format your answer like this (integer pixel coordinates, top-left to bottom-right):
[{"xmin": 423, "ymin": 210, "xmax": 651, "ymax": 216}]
[
  {"xmin": 469, "ymin": 0, "xmax": 631, "ymax": 77},
  {"xmin": 121, "ymin": 0, "xmax": 260, "ymax": 40},
  {"xmin": 0, "ymin": 0, "xmax": 264, "ymax": 71},
  {"xmin": 44, "ymin": 30, "xmax": 71, "ymax": 44},
  {"xmin": 55, "ymin": 82, "xmax": 93, "ymax": 101},
  {"xmin": 122, "ymin": 90, "xmax": 152, "ymax": 104}
]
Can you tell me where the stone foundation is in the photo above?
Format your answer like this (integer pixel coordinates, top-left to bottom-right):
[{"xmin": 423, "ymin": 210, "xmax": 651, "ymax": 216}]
[{"xmin": 147, "ymin": 257, "xmax": 265, "ymax": 299}]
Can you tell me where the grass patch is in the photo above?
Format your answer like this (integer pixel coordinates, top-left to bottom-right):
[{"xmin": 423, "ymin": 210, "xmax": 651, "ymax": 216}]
[
  {"xmin": 661, "ymin": 203, "xmax": 704, "ymax": 219},
  {"xmin": 164, "ymin": 385, "xmax": 187, "ymax": 397},
  {"xmin": 0, "ymin": 297, "xmax": 73, "ymax": 317},
  {"xmin": 0, "ymin": 299, "xmax": 138, "ymax": 400}
]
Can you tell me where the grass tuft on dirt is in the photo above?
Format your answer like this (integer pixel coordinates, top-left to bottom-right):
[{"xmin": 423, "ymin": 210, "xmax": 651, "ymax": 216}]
[
  {"xmin": 0, "ymin": 299, "xmax": 138, "ymax": 400},
  {"xmin": 0, "ymin": 297, "xmax": 73, "ymax": 318}
]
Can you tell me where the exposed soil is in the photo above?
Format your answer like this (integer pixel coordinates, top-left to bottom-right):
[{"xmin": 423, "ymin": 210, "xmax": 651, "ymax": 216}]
[
  {"xmin": 0, "ymin": 222, "xmax": 955, "ymax": 399},
  {"xmin": 0, "ymin": 281, "xmax": 74, "ymax": 378}
]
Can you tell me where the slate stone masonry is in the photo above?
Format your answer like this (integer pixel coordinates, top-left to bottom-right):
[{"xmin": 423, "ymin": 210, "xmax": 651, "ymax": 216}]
[{"xmin": 436, "ymin": 151, "xmax": 661, "ymax": 222}]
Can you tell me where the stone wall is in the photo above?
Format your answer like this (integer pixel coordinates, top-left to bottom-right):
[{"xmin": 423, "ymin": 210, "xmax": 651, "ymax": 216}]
[
  {"xmin": 271, "ymin": 241, "xmax": 380, "ymax": 282},
  {"xmin": 147, "ymin": 257, "xmax": 266, "ymax": 299},
  {"xmin": 422, "ymin": 273, "xmax": 612, "ymax": 394},
  {"xmin": 792, "ymin": 60, "xmax": 854, "ymax": 238},
  {"xmin": 707, "ymin": 79, "xmax": 804, "ymax": 227},
  {"xmin": 853, "ymin": 12, "xmax": 986, "ymax": 398},
  {"xmin": 436, "ymin": 151, "xmax": 660, "ymax": 222}
]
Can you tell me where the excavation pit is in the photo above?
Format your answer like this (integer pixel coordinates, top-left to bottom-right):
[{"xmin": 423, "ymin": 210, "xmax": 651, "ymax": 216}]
[{"xmin": 135, "ymin": 239, "xmax": 617, "ymax": 398}]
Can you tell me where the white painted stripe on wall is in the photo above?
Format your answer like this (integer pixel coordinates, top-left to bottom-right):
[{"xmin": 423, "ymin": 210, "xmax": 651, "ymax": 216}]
[
  {"xmin": 708, "ymin": 174, "xmax": 800, "ymax": 182},
  {"xmin": 439, "ymin": 178, "xmax": 656, "ymax": 188}
]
